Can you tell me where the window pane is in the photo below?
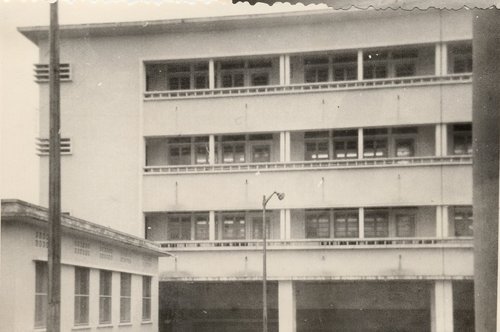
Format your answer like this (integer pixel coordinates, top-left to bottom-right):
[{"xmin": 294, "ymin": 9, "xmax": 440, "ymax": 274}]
[
  {"xmin": 365, "ymin": 211, "xmax": 389, "ymax": 238},
  {"xmin": 395, "ymin": 63, "xmax": 416, "ymax": 77},
  {"xmin": 35, "ymin": 262, "xmax": 48, "ymax": 328},
  {"xmin": 306, "ymin": 212, "xmax": 330, "ymax": 238},
  {"xmin": 99, "ymin": 297, "xmax": 112, "ymax": 324},
  {"xmin": 334, "ymin": 210, "xmax": 358, "ymax": 238},
  {"xmin": 396, "ymin": 139, "xmax": 415, "ymax": 157},
  {"xmin": 252, "ymin": 145, "xmax": 271, "ymax": 163},
  {"xmin": 195, "ymin": 218, "xmax": 209, "ymax": 240},
  {"xmin": 251, "ymin": 73, "xmax": 269, "ymax": 86},
  {"xmin": 396, "ymin": 214, "xmax": 415, "ymax": 237},
  {"xmin": 195, "ymin": 75, "xmax": 208, "ymax": 89},
  {"xmin": 454, "ymin": 207, "xmax": 473, "ymax": 236},
  {"xmin": 234, "ymin": 73, "xmax": 244, "ymax": 87},
  {"xmin": 120, "ymin": 297, "xmax": 131, "ymax": 323}
]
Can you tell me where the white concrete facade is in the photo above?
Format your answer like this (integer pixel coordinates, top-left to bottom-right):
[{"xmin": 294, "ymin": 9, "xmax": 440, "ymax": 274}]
[{"xmin": 18, "ymin": 8, "xmax": 475, "ymax": 332}]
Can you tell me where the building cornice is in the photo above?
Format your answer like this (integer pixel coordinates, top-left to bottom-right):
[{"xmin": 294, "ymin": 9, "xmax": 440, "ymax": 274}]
[
  {"xmin": 1, "ymin": 199, "xmax": 169, "ymax": 256},
  {"xmin": 17, "ymin": 8, "xmax": 435, "ymax": 45}
]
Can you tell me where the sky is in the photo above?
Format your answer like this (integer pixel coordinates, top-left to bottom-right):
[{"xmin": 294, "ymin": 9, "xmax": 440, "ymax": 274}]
[{"xmin": 0, "ymin": 0, "xmax": 328, "ymax": 204}]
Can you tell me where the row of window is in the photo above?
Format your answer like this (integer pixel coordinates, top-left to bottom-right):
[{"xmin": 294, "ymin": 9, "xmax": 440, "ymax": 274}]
[
  {"xmin": 145, "ymin": 207, "xmax": 473, "ymax": 241},
  {"xmin": 145, "ymin": 43, "xmax": 472, "ymax": 91},
  {"xmin": 35, "ymin": 263, "xmax": 152, "ymax": 328},
  {"xmin": 145, "ymin": 124, "xmax": 472, "ymax": 166}
]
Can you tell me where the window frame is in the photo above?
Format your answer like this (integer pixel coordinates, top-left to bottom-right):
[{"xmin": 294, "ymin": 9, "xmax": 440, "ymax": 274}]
[
  {"xmin": 167, "ymin": 214, "xmax": 192, "ymax": 241},
  {"xmin": 221, "ymin": 213, "xmax": 246, "ymax": 240},
  {"xmin": 305, "ymin": 210, "xmax": 331, "ymax": 239},
  {"xmin": 333, "ymin": 209, "xmax": 359, "ymax": 238},
  {"xmin": 74, "ymin": 267, "xmax": 90, "ymax": 326},
  {"xmin": 364, "ymin": 209, "xmax": 389, "ymax": 238},
  {"xmin": 142, "ymin": 276, "xmax": 152, "ymax": 322},
  {"xmin": 120, "ymin": 273, "xmax": 132, "ymax": 323},
  {"xmin": 395, "ymin": 213, "xmax": 416, "ymax": 237},
  {"xmin": 452, "ymin": 124, "xmax": 472, "ymax": 155},
  {"xmin": 35, "ymin": 261, "xmax": 48, "ymax": 329},
  {"xmin": 453, "ymin": 206, "xmax": 473, "ymax": 237},
  {"xmin": 99, "ymin": 270, "xmax": 112, "ymax": 325}
]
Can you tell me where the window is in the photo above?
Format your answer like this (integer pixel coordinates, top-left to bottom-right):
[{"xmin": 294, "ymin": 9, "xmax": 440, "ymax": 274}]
[
  {"xmin": 251, "ymin": 73, "xmax": 269, "ymax": 86},
  {"xmin": 252, "ymin": 145, "xmax": 271, "ymax": 163},
  {"xmin": 167, "ymin": 215, "xmax": 191, "ymax": 240},
  {"xmin": 334, "ymin": 209, "xmax": 359, "ymax": 238},
  {"xmin": 453, "ymin": 124, "xmax": 472, "ymax": 155},
  {"xmin": 194, "ymin": 137, "xmax": 209, "ymax": 165},
  {"xmin": 364, "ymin": 210, "xmax": 389, "ymax": 238},
  {"xmin": 392, "ymin": 48, "xmax": 418, "ymax": 77},
  {"xmin": 304, "ymin": 56, "xmax": 329, "ymax": 83},
  {"xmin": 396, "ymin": 213, "xmax": 416, "ymax": 237},
  {"xmin": 35, "ymin": 261, "xmax": 48, "ymax": 328},
  {"xmin": 306, "ymin": 210, "xmax": 330, "ymax": 238},
  {"xmin": 395, "ymin": 138, "xmax": 415, "ymax": 157},
  {"xmin": 142, "ymin": 276, "xmax": 152, "ymax": 321},
  {"xmin": 364, "ymin": 128, "xmax": 388, "ymax": 158},
  {"xmin": 252, "ymin": 216, "xmax": 271, "ymax": 239},
  {"xmin": 74, "ymin": 267, "xmax": 90, "ymax": 326},
  {"xmin": 195, "ymin": 215, "xmax": 209, "ymax": 240},
  {"xmin": 305, "ymin": 131, "xmax": 330, "ymax": 161},
  {"xmin": 363, "ymin": 51, "xmax": 388, "ymax": 79},
  {"xmin": 454, "ymin": 206, "xmax": 473, "ymax": 237},
  {"xmin": 332, "ymin": 53, "xmax": 357, "ymax": 81},
  {"xmin": 168, "ymin": 137, "xmax": 191, "ymax": 165},
  {"xmin": 99, "ymin": 270, "xmax": 112, "ymax": 324},
  {"xmin": 222, "ymin": 213, "xmax": 246, "ymax": 239},
  {"xmin": 167, "ymin": 63, "xmax": 190, "ymax": 90},
  {"xmin": 120, "ymin": 273, "xmax": 132, "ymax": 323},
  {"xmin": 449, "ymin": 43, "xmax": 472, "ymax": 74},
  {"xmin": 333, "ymin": 130, "xmax": 358, "ymax": 159},
  {"xmin": 222, "ymin": 136, "xmax": 246, "ymax": 163}
]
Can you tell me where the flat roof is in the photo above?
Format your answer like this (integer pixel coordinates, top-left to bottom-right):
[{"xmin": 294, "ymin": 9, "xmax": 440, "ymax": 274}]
[
  {"xmin": 17, "ymin": 8, "xmax": 419, "ymax": 45},
  {"xmin": 1, "ymin": 199, "xmax": 169, "ymax": 256}
]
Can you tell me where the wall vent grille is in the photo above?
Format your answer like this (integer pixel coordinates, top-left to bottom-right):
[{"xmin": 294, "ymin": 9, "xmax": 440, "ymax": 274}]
[
  {"xmin": 34, "ymin": 63, "xmax": 72, "ymax": 83},
  {"xmin": 36, "ymin": 137, "xmax": 72, "ymax": 156}
]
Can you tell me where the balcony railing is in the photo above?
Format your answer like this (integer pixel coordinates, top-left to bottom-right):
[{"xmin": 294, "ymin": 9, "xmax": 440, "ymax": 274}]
[
  {"xmin": 157, "ymin": 237, "xmax": 473, "ymax": 251},
  {"xmin": 143, "ymin": 74, "xmax": 472, "ymax": 101},
  {"xmin": 144, "ymin": 155, "xmax": 472, "ymax": 175}
]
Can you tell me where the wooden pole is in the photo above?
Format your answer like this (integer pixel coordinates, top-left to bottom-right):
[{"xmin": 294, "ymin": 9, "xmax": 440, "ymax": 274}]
[
  {"xmin": 262, "ymin": 195, "xmax": 268, "ymax": 332},
  {"xmin": 47, "ymin": 1, "xmax": 61, "ymax": 331}
]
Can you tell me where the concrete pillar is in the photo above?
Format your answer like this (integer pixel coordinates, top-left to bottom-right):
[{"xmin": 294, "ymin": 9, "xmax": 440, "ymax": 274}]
[
  {"xmin": 357, "ymin": 50, "xmax": 364, "ymax": 80},
  {"xmin": 279, "ymin": 132, "xmax": 286, "ymax": 162},
  {"xmin": 435, "ymin": 124, "xmax": 447, "ymax": 157},
  {"xmin": 435, "ymin": 206, "xmax": 449, "ymax": 238},
  {"xmin": 280, "ymin": 209, "xmax": 286, "ymax": 240},
  {"xmin": 358, "ymin": 207, "xmax": 365, "ymax": 238},
  {"xmin": 278, "ymin": 280, "xmax": 296, "ymax": 332},
  {"xmin": 431, "ymin": 280, "xmax": 453, "ymax": 332},
  {"xmin": 285, "ymin": 132, "xmax": 291, "ymax": 162},
  {"xmin": 473, "ymin": 10, "xmax": 500, "ymax": 331},
  {"xmin": 435, "ymin": 43, "xmax": 447, "ymax": 76},
  {"xmin": 208, "ymin": 59, "xmax": 215, "ymax": 89},
  {"xmin": 284, "ymin": 55, "xmax": 291, "ymax": 85},
  {"xmin": 208, "ymin": 134, "xmax": 215, "ymax": 164},
  {"xmin": 209, "ymin": 211, "xmax": 216, "ymax": 241},
  {"xmin": 279, "ymin": 55, "xmax": 286, "ymax": 85},
  {"xmin": 285, "ymin": 209, "xmax": 291, "ymax": 239},
  {"xmin": 357, "ymin": 128, "xmax": 364, "ymax": 159},
  {"xmin": 441, "ymin": 43, "xmax": 448, "ymax": 76}
]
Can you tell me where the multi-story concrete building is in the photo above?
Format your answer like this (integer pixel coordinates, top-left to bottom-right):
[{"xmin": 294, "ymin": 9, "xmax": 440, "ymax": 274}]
[{"xmin": 20, "ymin": 8, "xmax": 474, "ymax": 331}]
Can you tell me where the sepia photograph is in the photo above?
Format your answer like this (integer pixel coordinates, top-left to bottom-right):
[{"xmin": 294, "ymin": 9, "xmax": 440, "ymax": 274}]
[{"xmin": 0, "ymin": 0, "xmax": 498, "ymax": 331}]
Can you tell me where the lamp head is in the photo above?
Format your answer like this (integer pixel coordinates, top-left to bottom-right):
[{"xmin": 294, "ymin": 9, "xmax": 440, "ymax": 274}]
[{"xmin": 277, "ymin": 192, "xmax": 285, "ymax": 200}]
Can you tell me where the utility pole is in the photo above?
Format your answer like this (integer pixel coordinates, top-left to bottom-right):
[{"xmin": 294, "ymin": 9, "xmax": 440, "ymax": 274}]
[{"xmin": 47, "ymin": 1, "xmax": 61, "ymax": 331}]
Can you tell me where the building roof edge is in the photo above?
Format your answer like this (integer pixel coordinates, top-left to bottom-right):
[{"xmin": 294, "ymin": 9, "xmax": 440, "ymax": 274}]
[{"xmin": 1, "ymin": 199, "xmax": 170, "ymax": 257}]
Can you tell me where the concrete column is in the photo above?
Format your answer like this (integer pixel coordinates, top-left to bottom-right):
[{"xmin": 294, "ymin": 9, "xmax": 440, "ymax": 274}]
[
  {"xmin": 357, "ymin": 128, "xmax": 364, "ymax": 159},
  {"xmin": 435, "ymin": 124, "xmax": 442, "ymax": 156},
  {"xmin": 285, "ymin": 132, "xmax": 291, "ymax": 162},
  {"xmin": 357, "ymin": 50, "xmax": 364, "ymax": 81},
  {"xmin": 279, "ymin": 55, "xmax": 286, "ymax": 85},
  {"xmin": 358, "ymin": 207, "xmax": 365, "ymax": 238},
  {"xmin": 278, "ymin": 280, "xmax": 296, "ymax": 332},
  {"xmin": 279, "ymin": 209, "xmax": 286, "ymax": 240},
  {"xmin": 435, "ymin": 124, "xmax": 447, "ymax": 156},
  {"xmin": 441, "ymin": 124, "xmax": 448, "ymax": 156},
  {"xmin": 440, "ymin": 43, "xmax": 448, "ymax": 76},
  {"xmin": 208, "ymin": 59, "xmax": 215, "ymax": 89},
  {"xmin": 284, "ymin": 55, "xmax": 291, "ymax": 85},
  {"xmin": 279, "ymin": 132, "xmax": 286, "ymax": 162},
  {"xmin": 209, "ymin": 211, "xmax": 216, "ymax": 241},
  {"xmin": 431, "ymin": 280, "xmax": 453, "ymax": 332},
  {"xmin": 208, "ymin": 134, "xmax": 215, "ymax": 164},
  {"xmin": 435, "ymin": 43, "xmax": 442, "ymax": 76},
  {"xmin": 435, "ymin": 206, "xmax": 449, "ymax": 238},
  {"xmin": 285, "ymin": 209, "xmax": 292, "ymax": 239}
]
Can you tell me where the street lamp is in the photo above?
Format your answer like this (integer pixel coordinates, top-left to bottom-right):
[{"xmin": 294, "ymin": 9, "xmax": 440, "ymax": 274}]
[{"xmin": 262, "ymin": 191, "xmax": 285, "ymax": 332}]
